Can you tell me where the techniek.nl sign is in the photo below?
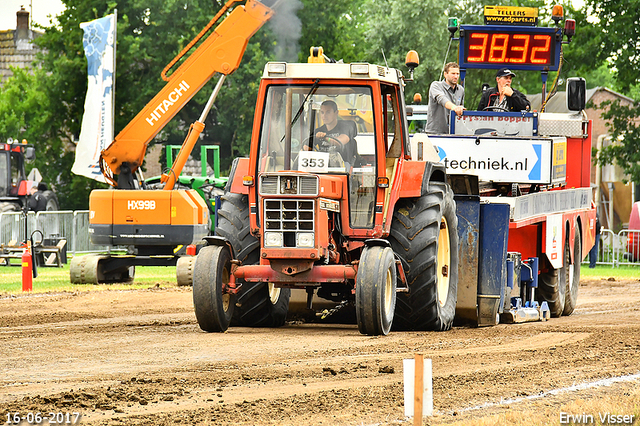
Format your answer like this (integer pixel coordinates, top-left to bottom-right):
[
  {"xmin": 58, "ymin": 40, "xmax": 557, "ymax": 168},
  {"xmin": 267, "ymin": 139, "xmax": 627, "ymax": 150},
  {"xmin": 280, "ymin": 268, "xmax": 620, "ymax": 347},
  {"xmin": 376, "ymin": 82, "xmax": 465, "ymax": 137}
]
[{"xmin": 427, "ymin": 136, "xmax": 552, "ymax": 184}]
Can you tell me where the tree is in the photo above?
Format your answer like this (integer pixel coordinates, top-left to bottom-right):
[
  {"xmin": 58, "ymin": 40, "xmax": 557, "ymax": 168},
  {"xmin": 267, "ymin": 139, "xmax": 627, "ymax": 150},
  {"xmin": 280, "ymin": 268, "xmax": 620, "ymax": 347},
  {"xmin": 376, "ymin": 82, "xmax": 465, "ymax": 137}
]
[
  {"xmin": 27, "ymin": 0, "xmax": 286, "ymax": 206},
  {"xmin": 573, "ymin": 0, "xmax": 640, "ymax": 186},
  {"xmin": 295, "ymin": 0, "xmax": 366, "ymax": 63},
  {"xmin": 596, "ymin": 101, "xmax": 640, "ymax": 184},
  {"xmin": 584, "ymin": 0, "xmax": 640, "ymax": 92},
  {"xmin": 0, "ymin": 66, "xmax": 101, "ymax": 210}
]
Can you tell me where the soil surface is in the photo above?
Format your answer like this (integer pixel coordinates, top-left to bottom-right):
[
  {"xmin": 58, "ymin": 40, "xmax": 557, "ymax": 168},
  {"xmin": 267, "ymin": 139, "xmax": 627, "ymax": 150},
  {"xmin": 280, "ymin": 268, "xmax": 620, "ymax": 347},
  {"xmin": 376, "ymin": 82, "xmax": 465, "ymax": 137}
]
[{"xmin": 1, "ymin": 276, "xmax": 639, "ymax": 425}]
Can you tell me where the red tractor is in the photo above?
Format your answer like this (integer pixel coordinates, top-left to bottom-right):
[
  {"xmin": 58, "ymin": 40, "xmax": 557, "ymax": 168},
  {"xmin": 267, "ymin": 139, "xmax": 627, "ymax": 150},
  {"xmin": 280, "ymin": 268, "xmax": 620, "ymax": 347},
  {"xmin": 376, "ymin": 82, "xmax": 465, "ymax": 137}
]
[
  {"xmin": 193, "ymin": 49, "xmax": 459, "ymax": 335},
  {"xmin": 0, "ymin": 139, "xmax": 58, "ymax": 213}
]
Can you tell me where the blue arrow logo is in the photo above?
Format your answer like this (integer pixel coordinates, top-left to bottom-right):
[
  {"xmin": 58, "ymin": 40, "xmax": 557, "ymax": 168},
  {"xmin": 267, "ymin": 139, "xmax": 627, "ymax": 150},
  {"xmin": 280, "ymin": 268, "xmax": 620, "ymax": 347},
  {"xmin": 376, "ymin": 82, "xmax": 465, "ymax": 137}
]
[{"xmin": 528, "ymin": 144, "xmax": 541, "ymax": 180}]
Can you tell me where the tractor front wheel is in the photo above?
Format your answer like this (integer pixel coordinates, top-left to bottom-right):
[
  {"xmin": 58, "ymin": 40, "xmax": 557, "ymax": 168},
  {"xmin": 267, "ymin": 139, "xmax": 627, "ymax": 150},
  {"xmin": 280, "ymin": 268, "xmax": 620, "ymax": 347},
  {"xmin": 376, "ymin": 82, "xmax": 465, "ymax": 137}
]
[
  {"xmin": 193, "ymin": 245, "xmax": 234, "ymax": 332},
  {"xmin": 215, "ymin": 192, "xmax": 290, "ymax": 327},
  {"xmin": 355, "ymin": 246, "xmax": 397, "ymax": 336},
  {"xmin": 41, "ymin": 190, "xmax": 59, "ymax": 211}
]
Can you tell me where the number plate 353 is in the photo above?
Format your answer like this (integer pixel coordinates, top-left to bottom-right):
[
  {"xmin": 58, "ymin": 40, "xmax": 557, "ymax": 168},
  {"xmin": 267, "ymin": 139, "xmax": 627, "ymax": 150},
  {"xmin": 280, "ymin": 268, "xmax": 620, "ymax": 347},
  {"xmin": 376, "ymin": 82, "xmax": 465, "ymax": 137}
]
[{"xmin": 298, "ymin": 151, "xmax": 330, "ymax": 173}]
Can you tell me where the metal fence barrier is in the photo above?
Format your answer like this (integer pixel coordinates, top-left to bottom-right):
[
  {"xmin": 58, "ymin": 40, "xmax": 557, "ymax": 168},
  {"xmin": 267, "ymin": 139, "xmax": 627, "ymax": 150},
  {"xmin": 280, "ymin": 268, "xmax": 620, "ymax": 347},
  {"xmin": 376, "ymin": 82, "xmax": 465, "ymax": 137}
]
[
  {"xmin": 616, "ymin": 230, "xmax": 640, "ymax": 267},
  {"xmin": 0, "ymin": 210, "xmax": 110, "ymax": 255},
  {"xmin": 583, "ymin": 228, "xmax": 640, "ymax": 267},
  {"xmin": 2, "ymin": 211, "xmax": 639, "ymax": 266}
]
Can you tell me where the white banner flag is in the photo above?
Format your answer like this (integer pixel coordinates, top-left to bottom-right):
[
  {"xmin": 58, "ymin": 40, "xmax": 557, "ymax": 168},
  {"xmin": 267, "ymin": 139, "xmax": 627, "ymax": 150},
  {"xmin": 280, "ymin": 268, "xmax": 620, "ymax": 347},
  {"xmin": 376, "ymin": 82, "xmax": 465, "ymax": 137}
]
[{"xmin": 73, "ymin": 14, "xmax": 116, "ymax": 183}]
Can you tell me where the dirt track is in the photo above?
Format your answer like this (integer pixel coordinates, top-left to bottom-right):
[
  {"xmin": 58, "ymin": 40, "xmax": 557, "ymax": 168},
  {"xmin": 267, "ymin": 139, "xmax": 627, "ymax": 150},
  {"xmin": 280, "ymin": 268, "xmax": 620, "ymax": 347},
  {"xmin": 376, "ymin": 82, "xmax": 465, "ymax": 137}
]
[{"xmin": 1, "ymin": 276, "xmax": 640, "ymax": 425}]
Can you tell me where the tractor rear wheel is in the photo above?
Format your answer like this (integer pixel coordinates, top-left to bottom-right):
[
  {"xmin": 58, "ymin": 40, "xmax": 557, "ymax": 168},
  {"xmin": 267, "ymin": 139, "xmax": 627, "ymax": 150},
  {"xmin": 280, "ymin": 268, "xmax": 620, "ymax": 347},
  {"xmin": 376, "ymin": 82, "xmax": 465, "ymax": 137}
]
[
  {"xmin": 389, "ymin": 183, "xmax": 459, "ymax": 331},
  {"xmin": 563, "ymin": 227, "xmax": 581, "ymax": 316},
  {"xmin": 41, "ymin": 190, "xmax": 59, "ymax": 211},
  {"xmin": 193, "ymin": 245, "xmax": 234, "ymax": 332},
  {"xmin": 215, "ymin": 192, "xmax": 290, "ymax": 327},
  {"xmin": 355, "ymin": 245, "xmax": 396, "ymax": 336}
]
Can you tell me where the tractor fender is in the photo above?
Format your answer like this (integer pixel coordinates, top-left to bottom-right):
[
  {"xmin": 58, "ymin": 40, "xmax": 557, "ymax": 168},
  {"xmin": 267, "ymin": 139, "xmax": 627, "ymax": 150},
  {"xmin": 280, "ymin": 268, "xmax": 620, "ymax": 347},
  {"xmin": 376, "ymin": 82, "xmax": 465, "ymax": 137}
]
[
  {"xmin": 420, "ymin": 161, "xmax": 447, "ymax": 196},
  {"xmin": 202, "ymin": 236, "xmax": 235, "ymax": 259},
  {"xmin": 364, "ymin": 238, "xmax": 391, "ymax": 248},
  {"xmin": 226, "ymin": 157, "xmax": 250, "ymax": 195}
]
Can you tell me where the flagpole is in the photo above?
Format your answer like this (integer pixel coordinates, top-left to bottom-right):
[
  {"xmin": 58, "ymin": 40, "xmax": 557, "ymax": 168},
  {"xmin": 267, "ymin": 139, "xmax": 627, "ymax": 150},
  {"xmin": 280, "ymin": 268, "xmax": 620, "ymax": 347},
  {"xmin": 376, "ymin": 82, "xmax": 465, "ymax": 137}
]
[{"xmin": 111, "ymin": 9, "xmax": 117, "ymax": 142}]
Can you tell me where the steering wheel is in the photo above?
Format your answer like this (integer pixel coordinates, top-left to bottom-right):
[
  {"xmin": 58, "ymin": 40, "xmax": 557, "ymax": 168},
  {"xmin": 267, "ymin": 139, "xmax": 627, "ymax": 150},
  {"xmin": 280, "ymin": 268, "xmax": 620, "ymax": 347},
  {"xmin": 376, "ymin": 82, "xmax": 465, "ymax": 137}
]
[
  {"xmin": 309, "ymin": 135, "xmax": 341, "ymax": 152},
  {"xmin": 322, "ymin": 135, "xmax": 342, "ymax": 150},
  {"xmin": 483, "ymin": 106, "xmax": 509, "ymax": 112}
]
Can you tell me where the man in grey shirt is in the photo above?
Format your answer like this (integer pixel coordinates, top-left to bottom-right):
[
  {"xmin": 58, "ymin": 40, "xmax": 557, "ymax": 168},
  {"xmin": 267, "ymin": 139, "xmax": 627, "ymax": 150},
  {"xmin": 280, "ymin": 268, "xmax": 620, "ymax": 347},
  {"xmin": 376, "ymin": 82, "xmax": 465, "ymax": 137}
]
[{"xmin": 425, "ymin": 62, "xmax": 465, "ymax": 134}]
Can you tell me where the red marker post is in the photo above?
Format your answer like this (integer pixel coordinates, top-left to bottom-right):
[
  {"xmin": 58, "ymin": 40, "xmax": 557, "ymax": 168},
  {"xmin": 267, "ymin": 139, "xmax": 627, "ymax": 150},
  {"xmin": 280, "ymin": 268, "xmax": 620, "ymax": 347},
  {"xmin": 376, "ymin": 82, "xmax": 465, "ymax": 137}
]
[{"xmin": 21, "ymin": 246, "xmax": 33, "ymax": 292}]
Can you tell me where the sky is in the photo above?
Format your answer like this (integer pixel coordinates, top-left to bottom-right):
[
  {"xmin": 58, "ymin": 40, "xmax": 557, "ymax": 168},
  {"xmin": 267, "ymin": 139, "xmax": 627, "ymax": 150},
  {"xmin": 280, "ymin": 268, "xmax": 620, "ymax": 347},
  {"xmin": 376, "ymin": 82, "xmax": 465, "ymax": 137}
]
[
  {"xmin": 0, "ymin": 0, "xmax": 588, "ymax": 32},
  {"xmin": 0, "ymin": 0, "xmax": 591, "ymax": 35},
  {"xmin": 0, "ymin": 0, "xmax": 66, "ymax": 31}
]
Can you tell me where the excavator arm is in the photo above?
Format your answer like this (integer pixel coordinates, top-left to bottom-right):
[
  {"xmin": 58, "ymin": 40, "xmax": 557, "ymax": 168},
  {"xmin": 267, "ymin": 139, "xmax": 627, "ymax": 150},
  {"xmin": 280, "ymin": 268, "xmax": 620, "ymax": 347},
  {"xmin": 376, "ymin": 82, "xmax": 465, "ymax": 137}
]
[{"xmin": 100, "ymin": 0, "xmax": 274, "ymax": 186}]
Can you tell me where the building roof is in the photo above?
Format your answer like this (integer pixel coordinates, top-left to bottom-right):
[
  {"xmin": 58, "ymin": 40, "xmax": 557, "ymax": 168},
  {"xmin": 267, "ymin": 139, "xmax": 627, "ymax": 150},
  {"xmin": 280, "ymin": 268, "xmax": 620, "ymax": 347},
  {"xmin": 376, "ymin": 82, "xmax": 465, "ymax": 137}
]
[
  {"xmin": 526, "ymin": 87, "xmax": 635, "ymax": 113},
  {"xmin": 0, "ymin": 8, "xmax": 43, "ymax": 85}
]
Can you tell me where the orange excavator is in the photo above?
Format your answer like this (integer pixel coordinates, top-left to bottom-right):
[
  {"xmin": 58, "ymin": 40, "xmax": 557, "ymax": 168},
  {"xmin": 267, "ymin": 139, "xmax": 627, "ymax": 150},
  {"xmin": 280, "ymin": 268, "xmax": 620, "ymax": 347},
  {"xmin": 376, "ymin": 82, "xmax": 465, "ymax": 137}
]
[{"xmin": 70, "ymin": 0, "xmax": 275, "ymax": 283}]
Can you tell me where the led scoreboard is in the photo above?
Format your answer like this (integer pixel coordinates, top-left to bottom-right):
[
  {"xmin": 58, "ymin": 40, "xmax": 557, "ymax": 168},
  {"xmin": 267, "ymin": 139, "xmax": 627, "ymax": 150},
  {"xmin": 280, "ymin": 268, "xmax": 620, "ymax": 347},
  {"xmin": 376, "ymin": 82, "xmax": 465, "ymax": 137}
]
[{"xmin": 459, "ymin": 25, "xmax": 562, "ymax": 71}]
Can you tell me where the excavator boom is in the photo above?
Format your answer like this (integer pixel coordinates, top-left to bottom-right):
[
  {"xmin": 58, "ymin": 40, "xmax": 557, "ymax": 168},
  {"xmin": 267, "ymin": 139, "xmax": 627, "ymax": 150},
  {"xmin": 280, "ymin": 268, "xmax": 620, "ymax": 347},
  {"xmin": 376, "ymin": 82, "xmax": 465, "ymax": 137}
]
[{"xmin": 100, "ymin": 0, "xmax": 273, "ymax": 183}]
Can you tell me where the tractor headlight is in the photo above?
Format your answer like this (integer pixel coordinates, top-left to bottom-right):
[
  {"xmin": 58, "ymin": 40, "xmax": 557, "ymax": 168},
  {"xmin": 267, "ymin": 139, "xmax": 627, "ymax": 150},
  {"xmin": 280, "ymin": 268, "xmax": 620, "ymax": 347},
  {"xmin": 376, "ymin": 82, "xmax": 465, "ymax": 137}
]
[
  {"xmin": 264, "ymin": 232, "xmax": 283, "ymax": 247},
  {"xmin": 297, "ymin": 232, "xmax": 314, "ymax": 248}
]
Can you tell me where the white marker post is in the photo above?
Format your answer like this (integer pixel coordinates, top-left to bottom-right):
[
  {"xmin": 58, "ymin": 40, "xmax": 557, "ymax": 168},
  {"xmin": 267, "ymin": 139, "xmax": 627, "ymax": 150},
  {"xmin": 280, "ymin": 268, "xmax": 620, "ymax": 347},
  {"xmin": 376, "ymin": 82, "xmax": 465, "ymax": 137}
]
[{"xmin": 403, "ymin": 354, "xmax": 433, "ymax": 425}]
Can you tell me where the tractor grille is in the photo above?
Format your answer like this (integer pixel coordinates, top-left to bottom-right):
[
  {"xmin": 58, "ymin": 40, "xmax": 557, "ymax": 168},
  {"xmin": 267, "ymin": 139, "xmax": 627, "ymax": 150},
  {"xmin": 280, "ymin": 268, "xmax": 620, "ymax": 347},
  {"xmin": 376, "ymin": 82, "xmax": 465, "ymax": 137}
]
[
  {"xmin": 264, "ymin": 199, "xmax": 315, "ymax": 248},
  {"xmin": 260, "ymin": 175, "xmax": 318, "ymax": 196},
  {"xmin": 261, "ymin": 176, "xmax": 278, "ymax": 194}
]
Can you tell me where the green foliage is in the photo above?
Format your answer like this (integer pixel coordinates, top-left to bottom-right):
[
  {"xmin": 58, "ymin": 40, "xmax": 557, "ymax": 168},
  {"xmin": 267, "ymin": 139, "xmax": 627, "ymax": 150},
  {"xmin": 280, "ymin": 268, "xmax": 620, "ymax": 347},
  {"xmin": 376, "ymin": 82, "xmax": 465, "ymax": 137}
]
[
  {"xmin": 593, "ymin": 99, "xmax": 640, "ymax": 184},
  {"xmin": 559, "ymin": 5, "xmax": 603, "ymax": 86},
  {"xmin": 574, "ymin": 0, "xmax": 640, "ymax": 182},
  {"xmin": 0, "ymin": 68, "xmax": 49, "ymax": 143},
  {"xmin": 362, "ymin": 0, "xmax": 449, "ymax": 105},
  {"xmin": 297, "ymin": 0, "xmax": 365, "ymax": 63},
  {"xmin": 585, "ymin": 0, "xmax": 640, "ymax": 92},
  {"xmin": 4, "ymin": 0, "xmax": 635, "ymax": 207}
]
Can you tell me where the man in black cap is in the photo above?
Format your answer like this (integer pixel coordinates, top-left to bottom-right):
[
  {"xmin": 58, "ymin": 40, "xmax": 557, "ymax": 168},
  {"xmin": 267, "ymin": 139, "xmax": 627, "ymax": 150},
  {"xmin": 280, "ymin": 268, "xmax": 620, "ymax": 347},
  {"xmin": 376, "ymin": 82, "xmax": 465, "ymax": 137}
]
[
  {"xmin": 477, "ymin": 68, "xmax": 530, "ymax": 112},
  {"xmin": 28, "ymin": 182, "xmax": 48, "ymax": 212}
]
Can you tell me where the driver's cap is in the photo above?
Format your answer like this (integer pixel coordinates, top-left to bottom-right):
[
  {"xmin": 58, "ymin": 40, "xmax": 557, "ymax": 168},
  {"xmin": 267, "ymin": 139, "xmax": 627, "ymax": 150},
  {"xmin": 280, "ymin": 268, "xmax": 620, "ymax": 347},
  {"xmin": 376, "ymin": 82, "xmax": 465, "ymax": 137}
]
[{"xmin": 496, "ymin": 68, "xmax": 516, "ymax": 78}]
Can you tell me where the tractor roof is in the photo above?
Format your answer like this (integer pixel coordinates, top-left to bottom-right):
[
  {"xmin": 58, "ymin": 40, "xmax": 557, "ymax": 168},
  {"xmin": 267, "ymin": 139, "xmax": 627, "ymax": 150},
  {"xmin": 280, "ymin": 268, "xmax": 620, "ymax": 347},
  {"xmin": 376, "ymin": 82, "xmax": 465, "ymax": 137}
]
[{"xmin": 262, "ymin": 62, "xmax": 403, "ymax": 85}]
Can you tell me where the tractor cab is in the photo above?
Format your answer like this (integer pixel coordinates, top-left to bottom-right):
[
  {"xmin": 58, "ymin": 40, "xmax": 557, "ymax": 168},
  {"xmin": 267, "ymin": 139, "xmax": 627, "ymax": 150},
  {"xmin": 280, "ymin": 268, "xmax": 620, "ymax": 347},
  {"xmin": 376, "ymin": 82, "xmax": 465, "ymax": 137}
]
[{"xmin": 251, "ymin": 58, "xmax": 413, "ymax": 237}]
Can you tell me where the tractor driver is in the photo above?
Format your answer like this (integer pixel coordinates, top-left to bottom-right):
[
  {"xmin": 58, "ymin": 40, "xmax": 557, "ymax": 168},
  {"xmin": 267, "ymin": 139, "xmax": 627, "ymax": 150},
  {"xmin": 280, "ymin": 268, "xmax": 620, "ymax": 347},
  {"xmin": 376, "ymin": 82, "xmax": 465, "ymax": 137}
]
[{"xmin": 306, "ymin": 100, "xmax": 357, "ymax": 167}]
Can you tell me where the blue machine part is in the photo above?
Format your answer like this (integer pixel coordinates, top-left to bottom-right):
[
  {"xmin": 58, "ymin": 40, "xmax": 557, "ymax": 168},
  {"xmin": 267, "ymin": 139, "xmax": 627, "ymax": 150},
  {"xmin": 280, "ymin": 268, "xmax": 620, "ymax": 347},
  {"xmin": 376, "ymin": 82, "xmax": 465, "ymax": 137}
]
[
  {"xmin": 528, "ymin": 144, "xmax": 542, "ymax": 181},
  {"xmin": 506, "ymin": 259, "xmax": 514, "ymax": 289},
  {"xmin": 520, "ymin": 257, "xmax": 539, "ymax": 308},
  {"xmin": 521, "ymin": 257, "xmax": 539, "ymax": 288},
  {"xmin": 213, "ymin": 194, "xmax": 222, "ymax": 233},
  {"xmin": 453, "ymin": 195, "xmax": 481, "ymax": 324},
  {"xmin": 477, "ymin": 202, "xmax": 510, "ymax": 326}
]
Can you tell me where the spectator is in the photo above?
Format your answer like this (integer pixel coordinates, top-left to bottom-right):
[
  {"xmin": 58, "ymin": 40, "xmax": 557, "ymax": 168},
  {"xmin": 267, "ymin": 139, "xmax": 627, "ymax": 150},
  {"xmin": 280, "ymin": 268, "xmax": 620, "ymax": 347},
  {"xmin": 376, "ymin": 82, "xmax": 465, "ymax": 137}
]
[
  {"xmin": 425, "ymin": 62, "xmax": 465, "ymax": 134},
  {"xmin": 589, "ymin": 208, "xmax": 601, "ymax": 268},
  {"xmin": 28, "ymin": 182, "xmax": 48, "ymax": 212},
  {"xmin": 477, "ymin": 68, "xmax": 530, "ymax": 112}
]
